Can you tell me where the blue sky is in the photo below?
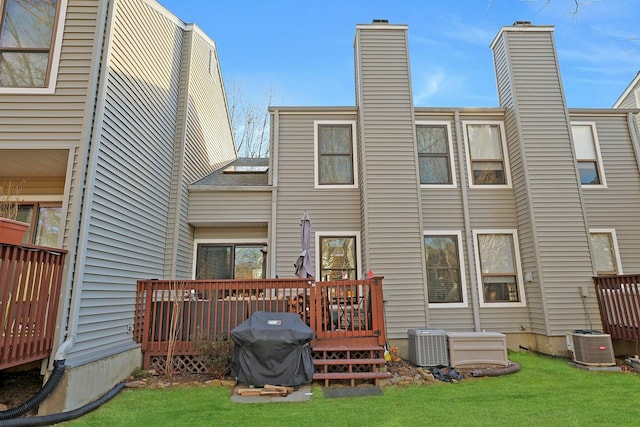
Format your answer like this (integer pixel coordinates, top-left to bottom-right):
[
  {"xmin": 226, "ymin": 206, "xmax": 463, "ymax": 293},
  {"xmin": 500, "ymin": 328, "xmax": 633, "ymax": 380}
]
[{"xmin": 157, "ymin": 0, "xmax": 639, "ymax": 109}]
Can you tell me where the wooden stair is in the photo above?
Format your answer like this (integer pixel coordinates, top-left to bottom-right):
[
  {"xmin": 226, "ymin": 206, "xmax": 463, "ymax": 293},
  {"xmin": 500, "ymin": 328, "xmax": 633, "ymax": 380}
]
[{"xmin": 311, "ymin": 344, "xmax": 391, "ymax": 386}]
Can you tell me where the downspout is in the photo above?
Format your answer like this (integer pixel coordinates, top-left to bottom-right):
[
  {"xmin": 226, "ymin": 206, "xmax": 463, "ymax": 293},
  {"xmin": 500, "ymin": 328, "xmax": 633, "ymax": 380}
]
[
  {"xmin": 53, "ymin": 0, "xmax": 116, "ymax": 366},
  {"xmin": 0, "ymin": 0, "xmax": 115, "ymax": 420},
  {"xmin": 454, "ymin": 110, "xmax": 481, "ymax": 331},
  {"xmin": 269, "ymin": 109, "xmax": 279, "ymax": 277}
]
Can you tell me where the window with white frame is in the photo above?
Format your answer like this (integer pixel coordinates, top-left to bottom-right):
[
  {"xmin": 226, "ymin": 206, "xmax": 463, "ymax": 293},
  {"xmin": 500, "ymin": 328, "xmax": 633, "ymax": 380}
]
[
  {"xmin": 571, "ymin": 123, "xmax": 606, "ymax": 187},
  {"xmin": 464, "ymin": 122, "xmax": 510, "ymax": 187},
  {"xmin": 424, "ymin": 232, "xmax": 466, "ymax": 305},
  {"xmin": 317, "ymin": 233, "xmax": 359, "ymax": 281},
  {"xmin": 0, "ymin": 0, "xmax": 63, "ymax": 89},
  {"xmin": 416, "ymin": 122, "xmax": 456, "ymax": 186},
  {"xmin": 195, "ymin": 243, "xmax": 266, "ymax": 280},
  {"xmin": 315, "ymin": 121, "xmax": 357, "ymax": 188},
  {"xmin": 474, "ymin": 231, "xmax": 525, "ymax": 306},
  {"xmin": 590, "ymin": 229, "xmax": 622, "ymax": 275}
]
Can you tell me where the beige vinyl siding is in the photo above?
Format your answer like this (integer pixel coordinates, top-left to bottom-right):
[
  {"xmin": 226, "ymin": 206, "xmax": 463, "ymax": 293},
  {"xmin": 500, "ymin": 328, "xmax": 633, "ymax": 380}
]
[
  {"xmin": 575, "ymin": 113, "xmax": 640, "ymax": 272},
  {"xmin": 273, "ymin": 110, "xmax": 361, "ymax": 279},
  {"xmin": 355, "ymin": 25, "xmax": 426, "ymax": 338},
  {"xmin": 195, "ymin": 226, "xmax": 268, "ymax": 241},
  {"xmin": 492, "ymin": 35, "xmax": 545, "ymax": 335},
  {"xmin": 66, "ymin": 0, "xmax": 185, "ymax": 365},
  {"xmin": 189, "ymin": 190, "xmax": 272, "ymax": 226},
  {"xmin": 0, "ymin": 1, "xmax": 96, "ymax": 142},
  {"xmin": 493, "ymin": 27, "xmax": 595, "ymax": 337}
]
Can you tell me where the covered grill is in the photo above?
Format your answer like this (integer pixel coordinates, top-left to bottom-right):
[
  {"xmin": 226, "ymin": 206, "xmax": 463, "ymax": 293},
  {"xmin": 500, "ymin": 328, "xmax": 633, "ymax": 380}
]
[{"xmin": 230, "ymin": 311, "xmax": 315, "ymax": 387}]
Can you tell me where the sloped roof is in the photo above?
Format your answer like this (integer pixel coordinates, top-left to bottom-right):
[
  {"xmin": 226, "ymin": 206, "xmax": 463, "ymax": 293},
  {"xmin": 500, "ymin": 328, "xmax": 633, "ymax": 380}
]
[{"xmin": 192, "ymin": 157, "xmax": 269, "ymax": 187}]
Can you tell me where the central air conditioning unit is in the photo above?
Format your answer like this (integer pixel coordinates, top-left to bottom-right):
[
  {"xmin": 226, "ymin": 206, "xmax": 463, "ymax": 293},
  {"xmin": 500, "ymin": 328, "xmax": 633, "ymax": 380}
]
[
  {"xmin": 407, "ymin": 328, "xmax": 448, "ymax": 367},
  {"xmin": 567, "ymin": 330, "xmax": 615, "ymax": 367}
]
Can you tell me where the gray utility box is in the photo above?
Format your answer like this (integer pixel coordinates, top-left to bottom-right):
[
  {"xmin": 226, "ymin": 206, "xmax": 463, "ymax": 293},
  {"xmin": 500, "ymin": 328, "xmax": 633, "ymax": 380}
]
[
  {"xmin": 407, "ymin": 328, "xmax": 449, "ymax": 367},
  {"xmin": 446, "ymin": 332, "xmax": 508, "ymax": 368}
]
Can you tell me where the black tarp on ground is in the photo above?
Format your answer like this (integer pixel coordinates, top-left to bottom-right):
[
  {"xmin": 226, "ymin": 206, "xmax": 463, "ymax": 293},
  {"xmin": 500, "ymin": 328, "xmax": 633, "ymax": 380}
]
[{"xmin": 230, "ymin": 311, "xmax": 315, "ymax": 387}]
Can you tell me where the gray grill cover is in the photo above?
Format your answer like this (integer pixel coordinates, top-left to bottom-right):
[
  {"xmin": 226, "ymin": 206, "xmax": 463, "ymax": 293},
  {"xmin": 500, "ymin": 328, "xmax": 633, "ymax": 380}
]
[{"xmin": 230, "ymin": 311, "xmax": 315, "ymax": 387}]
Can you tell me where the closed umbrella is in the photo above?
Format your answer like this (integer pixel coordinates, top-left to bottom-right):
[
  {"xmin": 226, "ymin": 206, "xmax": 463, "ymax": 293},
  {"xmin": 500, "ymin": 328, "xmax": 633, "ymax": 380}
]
[{"xmin": 294, "ymin": 211, "xmax": 314, "ymax": 278}]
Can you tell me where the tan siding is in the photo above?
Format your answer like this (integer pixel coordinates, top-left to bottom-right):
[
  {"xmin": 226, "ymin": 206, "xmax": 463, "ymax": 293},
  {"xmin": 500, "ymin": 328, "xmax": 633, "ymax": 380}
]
[
  {"xmin": 356, "ymin": 26, "xmax": 426, "ymax": 338},
  {"xmin": 494, "ymin": 28, "xmax": 596, "ymax": 337},
  {"xmin": 195, "ymin": 226, "xmax": 268, "ymax": 240},
  {"xmin": 577, "ymin": 114, "xmax": 640, "ymax": 273},
  {"xmin": 189, "ymin": 191, "xmax": 272, "ymax": 225},
  {"xmin": 274, "ymin": 111, "xmax": 361, "ymax": 279}
]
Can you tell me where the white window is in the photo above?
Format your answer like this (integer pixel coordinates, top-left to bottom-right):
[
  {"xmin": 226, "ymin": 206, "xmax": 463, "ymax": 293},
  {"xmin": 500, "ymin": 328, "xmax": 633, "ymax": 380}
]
[
  {"xmin": 416, "ymin": 121, "xmax": 456, "ymax": 187},
  {"xmin": 316, "ymin": 231, "xmax": 361, "ymax": 281},
  {"xmin": 590, "ymin": 229, "xmax": 622, "ymax": 276},
  {"xmin": 314, "ymin": 121, "xmax": 358, "ymax": 189},
  {"xmin": 571, "ymin": 123, "xmax": 606, "ymax": 187},
  {"xmin": 463, "ymin": 121, "xmax": 511, "ymax": 188},
  {"xmin": 424, "ymin": 231, "xmax": 467, "ymax": 307},
  {"xmin": 473, "ymin": 230, "xmax": 525, "ymax": 307},
  {"xmin": 0, "ymin": 0, "xmax": 66, "ymax": 93}
]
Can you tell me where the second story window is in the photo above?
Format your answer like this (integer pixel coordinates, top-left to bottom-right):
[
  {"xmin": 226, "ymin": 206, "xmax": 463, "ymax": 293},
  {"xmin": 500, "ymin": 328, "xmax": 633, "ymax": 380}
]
[
  {"xmin": 0, "ymin": 0, "xmax": 60, "ymax": 88},
  {"xmin": 315, "ymin": 121, "xmax": 357, "ymax": 188},
  {"xmin": 571, "ymin": 123, "xmax": 606, "ymax": 187},
  {"xmin": 416, "ymin": 122, "xmax": 455, "ymax": 186},
  {"xmin": 464, "ymin": 122, "xmax": 510, "ymax": 187}
]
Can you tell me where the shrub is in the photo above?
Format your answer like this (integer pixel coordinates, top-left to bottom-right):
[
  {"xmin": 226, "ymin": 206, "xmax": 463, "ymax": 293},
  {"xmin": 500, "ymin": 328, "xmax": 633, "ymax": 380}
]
[{"xmin": 193, "ymin": 333, "xmax": 234, "ymax": 378}]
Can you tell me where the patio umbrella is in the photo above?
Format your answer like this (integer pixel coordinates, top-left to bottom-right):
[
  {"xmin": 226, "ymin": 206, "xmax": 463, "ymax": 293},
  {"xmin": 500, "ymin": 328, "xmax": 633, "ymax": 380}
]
[{"xmin": 294, "ymin": 211, "xmax": 314, "ymax": 278}]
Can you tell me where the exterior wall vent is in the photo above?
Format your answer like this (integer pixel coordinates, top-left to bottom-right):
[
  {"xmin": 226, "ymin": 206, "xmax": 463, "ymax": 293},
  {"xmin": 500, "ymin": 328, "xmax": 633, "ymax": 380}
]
[
  {"xmin": 567, "ymin": 330, "xmax": 616, "ymax": 366},
  {"xmin": 407, "ymin": 328, "xmax": 448, "ymax": 366}
]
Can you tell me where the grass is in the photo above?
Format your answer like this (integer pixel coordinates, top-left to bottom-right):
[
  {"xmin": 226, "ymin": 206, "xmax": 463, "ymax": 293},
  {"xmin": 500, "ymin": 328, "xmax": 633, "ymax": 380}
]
[{"xmin": 64, "ymin": 352, "xmax": 640, "ymax": 427}]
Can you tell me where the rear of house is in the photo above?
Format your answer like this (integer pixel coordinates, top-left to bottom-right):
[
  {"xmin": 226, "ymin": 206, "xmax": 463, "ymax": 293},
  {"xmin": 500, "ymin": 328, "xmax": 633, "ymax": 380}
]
[{"xmin": 189, "ymin": 21, "xmax": 640, "ymax": 357}]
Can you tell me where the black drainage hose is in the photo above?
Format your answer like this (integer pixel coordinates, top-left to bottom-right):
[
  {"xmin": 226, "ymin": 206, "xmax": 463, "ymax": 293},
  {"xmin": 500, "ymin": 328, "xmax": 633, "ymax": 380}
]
[
  {"xmin": 0, "ymin": 382, "xmax": 125, "ymax": 427},
  {"xmin": 0, "ymin": 360, "xmax": 66, "ymax": 421}
]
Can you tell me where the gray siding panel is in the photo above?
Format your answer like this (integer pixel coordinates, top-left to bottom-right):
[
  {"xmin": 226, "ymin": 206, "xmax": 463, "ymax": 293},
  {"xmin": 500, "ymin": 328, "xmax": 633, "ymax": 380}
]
[{"xmin": 69, "ymin": 0, "xmax": 185, "ymax": 362}]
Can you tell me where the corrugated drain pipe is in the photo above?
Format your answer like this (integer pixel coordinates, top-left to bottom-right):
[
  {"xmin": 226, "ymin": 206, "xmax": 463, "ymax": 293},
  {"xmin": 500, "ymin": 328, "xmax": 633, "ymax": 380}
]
[
  {"xmin": 0, "ymin": 380, "xmax": 124, "ymax": 427},
  {"xmin": 0, "ymin": 360, "xmax": 66, "ymax": 421}
]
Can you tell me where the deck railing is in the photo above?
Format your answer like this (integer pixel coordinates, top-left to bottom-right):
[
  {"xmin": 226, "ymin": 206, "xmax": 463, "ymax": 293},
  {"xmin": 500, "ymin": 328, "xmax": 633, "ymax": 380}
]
[
  {"xmin": 0, "ymin": 243, "xmax": 67, "ymax": 370},
  {"xmin": 135, "ymin": 276, "xmax": 386, "ymax": 368},
  {"xmin": 594, "ymin": 275, "xmax": 640, "ymax": 342}
]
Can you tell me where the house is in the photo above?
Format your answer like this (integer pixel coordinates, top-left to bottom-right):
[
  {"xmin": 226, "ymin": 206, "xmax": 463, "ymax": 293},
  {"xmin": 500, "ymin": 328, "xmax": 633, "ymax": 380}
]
[
  {"xmin": 3, "ymin": 2, "xmax": 640, "ymax": 416},
  {"xmin": 0, "ymin": 0, "xmax": 235, "ymax": 414},
  {"xmin": 190, "ymin": 21, "xmax": 640, "ymax": 361}
]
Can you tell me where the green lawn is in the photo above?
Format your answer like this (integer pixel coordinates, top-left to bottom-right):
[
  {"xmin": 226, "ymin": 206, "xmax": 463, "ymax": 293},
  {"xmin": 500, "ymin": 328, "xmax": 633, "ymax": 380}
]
[{"xmin": 65, "ymin": 352, "xmax": 640, "ymax": 427}]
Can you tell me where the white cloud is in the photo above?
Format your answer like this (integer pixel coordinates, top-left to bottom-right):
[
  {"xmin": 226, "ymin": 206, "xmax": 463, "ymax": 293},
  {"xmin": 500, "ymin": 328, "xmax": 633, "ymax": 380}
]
[{"xmin": 413, "ymin": 70, "xmax": 445, "ymax": 105}]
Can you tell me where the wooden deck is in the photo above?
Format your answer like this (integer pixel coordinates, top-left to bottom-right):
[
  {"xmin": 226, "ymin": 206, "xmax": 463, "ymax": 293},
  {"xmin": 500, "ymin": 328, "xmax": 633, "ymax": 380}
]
[
  {"xmin": 0, "ymin": 243, "xmax": 67, "ymax": 371},
  {"xmin": 594, "ymin": 275, "xmax": 640, "ymax": 343},
  {"xmin": 135, "ymin": 277, "xmax": 390, "ymax": 384}
]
